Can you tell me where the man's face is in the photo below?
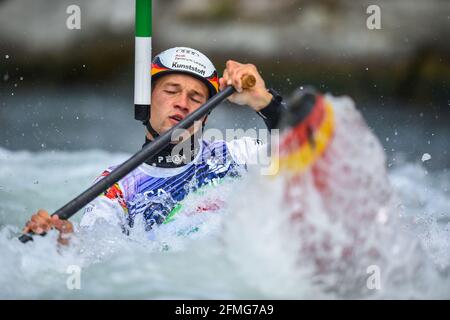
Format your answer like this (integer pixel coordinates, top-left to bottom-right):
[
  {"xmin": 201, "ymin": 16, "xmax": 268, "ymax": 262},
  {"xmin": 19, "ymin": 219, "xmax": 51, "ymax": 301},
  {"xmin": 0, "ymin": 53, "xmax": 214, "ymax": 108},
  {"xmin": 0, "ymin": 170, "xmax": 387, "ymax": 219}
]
[{"xmin": 150, "ymin": 73, "xmax": 209, "ymax": 137}]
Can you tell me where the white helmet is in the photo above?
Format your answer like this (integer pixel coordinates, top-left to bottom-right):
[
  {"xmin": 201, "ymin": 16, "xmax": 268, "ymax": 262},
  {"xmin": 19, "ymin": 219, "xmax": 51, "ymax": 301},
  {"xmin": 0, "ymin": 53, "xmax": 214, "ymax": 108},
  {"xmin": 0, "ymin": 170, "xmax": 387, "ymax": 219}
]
[{"xmin": 151, "ymin": 47, "xmax": 219, "ymax": 98}]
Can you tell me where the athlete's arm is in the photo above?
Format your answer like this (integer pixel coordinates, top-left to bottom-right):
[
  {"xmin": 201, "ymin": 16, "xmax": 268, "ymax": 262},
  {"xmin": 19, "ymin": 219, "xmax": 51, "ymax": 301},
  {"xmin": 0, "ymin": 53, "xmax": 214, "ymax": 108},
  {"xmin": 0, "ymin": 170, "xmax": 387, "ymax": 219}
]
[
  {"xmin": 256, "ymin": 88, "xmax": 286, "ymax": 130},
  {"xmin": 80, "ymin": 193, "xmax": 127, "ymax": 229},
  {"xmin": 220, "ymin": 60, "xmax": 285, "ymax": 165},
  {"xmin": 21, "ymin": 176, "xmax": 128, "ymax": 245},
  {"xmin": 219, "ymin": 60, "xmax": 286, "ymax": 130},
  {"xmin": 79, "ymin": 170, "xmax": 129, "ymax": 230}
]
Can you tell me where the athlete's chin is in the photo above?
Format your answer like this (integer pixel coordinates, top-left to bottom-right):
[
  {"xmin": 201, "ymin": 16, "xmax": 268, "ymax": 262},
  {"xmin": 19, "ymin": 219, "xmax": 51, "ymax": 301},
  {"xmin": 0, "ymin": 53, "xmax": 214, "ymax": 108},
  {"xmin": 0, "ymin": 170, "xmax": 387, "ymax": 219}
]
[
  {"xmin": 159, "ymin": 121, "xmax": 196, "ymax": 142},
  {"xmin": 158, "ymin": 122, "xmax": 174, "ymax": 134},
  {"xmin": 159, "ymin": 124, "xmax": 184, "ymax": 142}
]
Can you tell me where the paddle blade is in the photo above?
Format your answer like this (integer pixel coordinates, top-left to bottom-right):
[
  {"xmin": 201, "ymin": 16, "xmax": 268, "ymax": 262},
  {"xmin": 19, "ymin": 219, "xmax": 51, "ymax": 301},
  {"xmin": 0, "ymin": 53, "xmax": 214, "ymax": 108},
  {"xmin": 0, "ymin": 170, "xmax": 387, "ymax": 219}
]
[{"xmin": 276, "ymin": 88, "xmax": 335, "ymax": 174}]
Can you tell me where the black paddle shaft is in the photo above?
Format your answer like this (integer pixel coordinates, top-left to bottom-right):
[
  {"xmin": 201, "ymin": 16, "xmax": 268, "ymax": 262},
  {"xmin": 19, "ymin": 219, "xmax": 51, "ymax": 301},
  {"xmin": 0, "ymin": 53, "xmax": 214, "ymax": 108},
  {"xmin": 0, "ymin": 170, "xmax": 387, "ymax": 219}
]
[{"xmin": 18, "ymin": 85, "xmax": 238, "ymax": 243}]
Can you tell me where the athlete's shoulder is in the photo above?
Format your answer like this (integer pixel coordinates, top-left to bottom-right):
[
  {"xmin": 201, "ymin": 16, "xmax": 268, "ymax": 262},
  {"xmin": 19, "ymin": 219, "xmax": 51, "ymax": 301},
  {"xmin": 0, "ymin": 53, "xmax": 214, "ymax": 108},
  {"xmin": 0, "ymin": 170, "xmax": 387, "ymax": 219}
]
[
  {"xmin": 96, "ymin": 163, "xmax": 150, "ymax": 180},
  {"xmin": 94, "ymin": 163, "xmax": 150, "ymax": 197}
]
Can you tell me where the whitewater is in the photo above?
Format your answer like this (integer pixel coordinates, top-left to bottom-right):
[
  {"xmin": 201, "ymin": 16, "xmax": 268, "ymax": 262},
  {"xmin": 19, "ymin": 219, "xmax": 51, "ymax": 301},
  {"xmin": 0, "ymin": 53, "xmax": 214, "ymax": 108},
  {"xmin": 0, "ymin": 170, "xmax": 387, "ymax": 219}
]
[{"xmin": 0, "ymin": 95, "xmax": 449, "ymax": 299}]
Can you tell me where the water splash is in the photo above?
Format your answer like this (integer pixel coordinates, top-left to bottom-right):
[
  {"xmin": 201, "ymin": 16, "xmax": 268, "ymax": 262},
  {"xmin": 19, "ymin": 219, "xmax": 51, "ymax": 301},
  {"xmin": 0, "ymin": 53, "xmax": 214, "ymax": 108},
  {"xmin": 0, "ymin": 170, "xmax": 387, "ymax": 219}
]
[{"xmin": 0, "ymin": 94, "xmax": 449, "ymax": 298}]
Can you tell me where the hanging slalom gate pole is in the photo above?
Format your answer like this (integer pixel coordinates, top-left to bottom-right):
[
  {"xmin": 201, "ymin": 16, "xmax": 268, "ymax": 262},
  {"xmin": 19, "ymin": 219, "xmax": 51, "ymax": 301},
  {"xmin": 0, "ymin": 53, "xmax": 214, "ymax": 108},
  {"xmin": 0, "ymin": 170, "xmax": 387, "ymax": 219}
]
[{"xmin": 134, "ymin": 0, "xmax": 152, "ymax": 121}]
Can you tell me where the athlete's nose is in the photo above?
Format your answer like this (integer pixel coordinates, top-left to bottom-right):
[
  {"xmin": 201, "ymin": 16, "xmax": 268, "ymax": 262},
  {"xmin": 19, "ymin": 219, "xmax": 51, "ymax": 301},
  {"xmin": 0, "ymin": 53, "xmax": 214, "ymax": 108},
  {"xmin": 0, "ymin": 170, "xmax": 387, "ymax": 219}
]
[{"xmin": 173, "ymin": 93, "xmax": 190, "ymax": 114}]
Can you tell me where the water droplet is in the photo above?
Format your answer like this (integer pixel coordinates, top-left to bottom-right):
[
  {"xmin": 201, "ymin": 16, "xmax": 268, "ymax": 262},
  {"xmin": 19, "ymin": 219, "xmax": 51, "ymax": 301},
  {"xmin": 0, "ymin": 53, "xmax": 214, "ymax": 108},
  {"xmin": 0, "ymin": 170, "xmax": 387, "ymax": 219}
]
[
  {"xmin": 421, "ymin": 153, "xmax": 431, "ymax": 162},
  {"xmin": 5, "ymin": 55, "xmax": 9, "ymax": 59}
]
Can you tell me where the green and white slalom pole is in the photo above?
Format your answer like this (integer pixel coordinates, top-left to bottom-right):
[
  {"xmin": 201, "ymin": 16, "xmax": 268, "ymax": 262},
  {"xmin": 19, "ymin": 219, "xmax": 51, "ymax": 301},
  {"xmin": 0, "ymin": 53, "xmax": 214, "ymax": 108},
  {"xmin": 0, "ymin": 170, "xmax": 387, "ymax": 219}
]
[{"xmin": 134, "ymin": 0, "xmax": 152, "ymax": 121}]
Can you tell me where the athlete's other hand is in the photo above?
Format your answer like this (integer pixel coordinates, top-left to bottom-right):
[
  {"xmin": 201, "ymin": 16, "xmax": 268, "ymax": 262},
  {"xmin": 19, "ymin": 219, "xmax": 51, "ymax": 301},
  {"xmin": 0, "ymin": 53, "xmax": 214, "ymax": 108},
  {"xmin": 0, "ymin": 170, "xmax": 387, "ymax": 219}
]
[
  {"xmin": 23, "ymin": 209, "xmax": 74, "ymax": 245},
  {"xmin": 219, "ymin": 60, "xmax": 273, "ymax": 112}
]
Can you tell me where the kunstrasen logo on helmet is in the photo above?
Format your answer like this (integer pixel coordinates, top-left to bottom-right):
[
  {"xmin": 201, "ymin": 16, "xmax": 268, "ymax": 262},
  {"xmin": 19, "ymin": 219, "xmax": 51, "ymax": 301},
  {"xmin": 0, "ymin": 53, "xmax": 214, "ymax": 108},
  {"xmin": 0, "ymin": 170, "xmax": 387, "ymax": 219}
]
[{"xmin": 172, "ymin": 62, "xmax": 206, "ymax": 76}]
